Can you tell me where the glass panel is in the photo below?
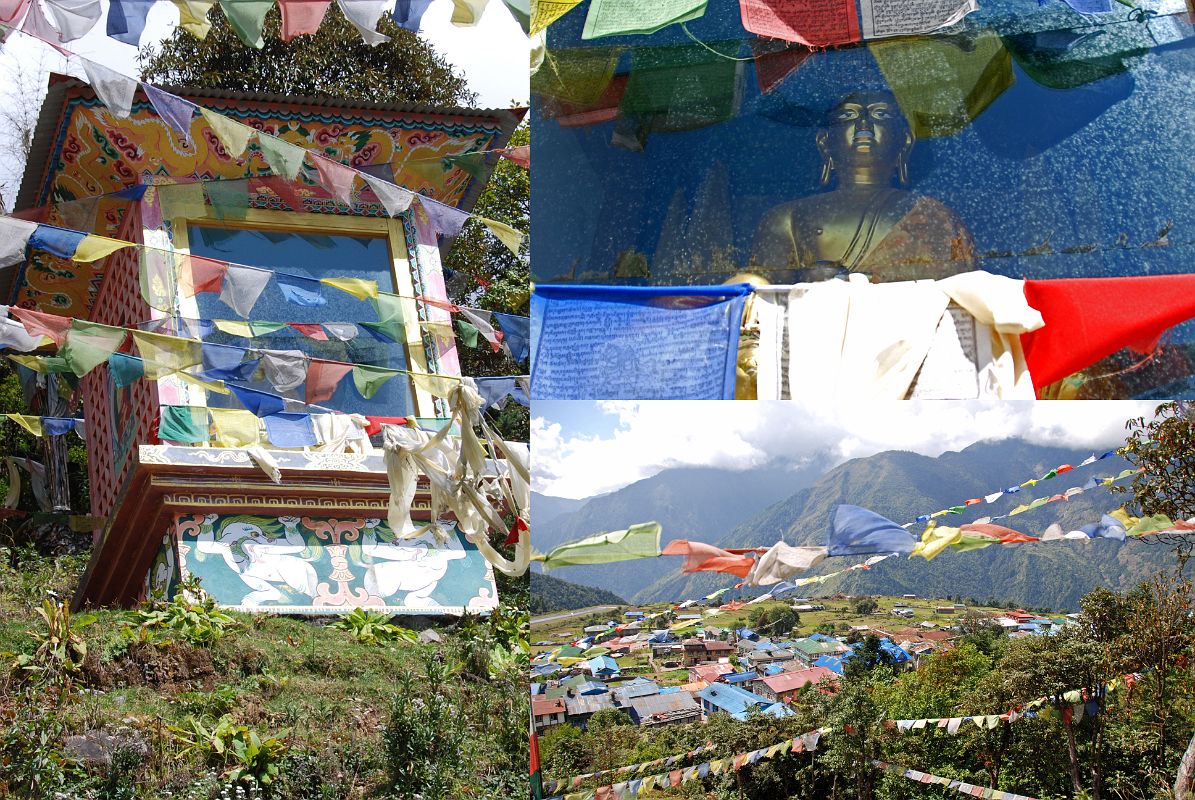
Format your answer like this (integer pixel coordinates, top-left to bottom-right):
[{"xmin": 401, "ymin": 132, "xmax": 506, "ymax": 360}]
[
  {"xmin": 532, "ymin": 0, "xmax": 1195, "ymax": 398},
  {"xmin": 187, "ymin": 224, "xmax": 417, "ymax": 417}
]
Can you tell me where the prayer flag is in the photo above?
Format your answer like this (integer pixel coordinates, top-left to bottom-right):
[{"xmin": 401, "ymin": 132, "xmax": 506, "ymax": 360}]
[
  {"xmin": 372, "ymin": 292, "xmax": 405, "ymax": 324},
  {"xmin": 219, "ymin": 265, "xmax": 271, "ymax": 317},
  {"xmin": 541, "ymin": 521, "xmax": 662, "ymax": 569},
  {"xmin": 257, "ymin": 134, "xmax": 308, "ymax": 179},
  {"xmin": 472, "ymin": 376, "xmax": 529, "ymax": 409},
  {"xmin": 276, "ymin": 272, "xmax": 327, "ymax": 306},
  {"xmin": 530, "ymin": 0, "xmax": 580, "ymax": 34},
  {"xmin": 478, "ymin": 216, "xmax": 525, "ymax": 255},
  {"xmin": 278, "ymin": 0, "xmax": 332, "ymax": 38},
  {"xmin": 450, "ymin": 0, "xmax": 489, "ymax": 25},
  {"xmin": 200, "ymin": 343, "xmax": 259, "ymax": 381},
  {"xmin": 172, "ymin": 0, "xmax": 214, "ymax": 38},
  {"xmin": 221, "ymin": 0, "xmax": 273, "ymax": 47},
  {"xmin": 287, "ymin": 322, "xmax": 328, "ymax": 341},
  {"xmin": 311, "ymin": 154, "xmax": 358, "ymax": 204},
  {"xmin": 258, "ymin": 349, "xmax": 309, "ymax": 393},
  {"xmin": 10, "ymin": 307, "xmax": 72, "ymax": 345},
  {"xmin": 305, "ymin": 359, "xmax": 354, "ymax": 404},
  {"xmin": 200, "ymin": 107, "xmax": 255, "ymax": 157},
  {"xmin": 61, "ymin": 320, "xmax": 127, "ymax": 376},
  {"xmin": 456, "ymin": 319, "xmax": 480, "ymax": 348},
  {"xmin": 158, "ymin": 405, "xmax": 208, "ymax": 443},
  {"xmin": 106, "ymin": 0, "xmax": 151, "ymax": 43},
  {"xmin": 205, "ymin": 179, "xmax": 250, "ymax": 220},
  {"xmin": 42, "ymin": 417, "xmax": 77, "ymax": 436},
  {"xmin": 130, "ymin": 329, "xmax": 202, "ymax": 378},
  {"xmin": 409, "ymin": 371, "xmax": 458, "ymax": 399},
  {"xmin": 210, "ymin": 408, "xmax": 261, "ymax": 447},
  {"xmin": 337, "ymin": 0, "xmax": 391, "ymax": 44},
  {"xmin": 43, "ymin": 0, "xmax": 102, "ymax": 41},
  {"xmin": 530, "ymin": 285, "xmax": 750, "ymax": 399},
  {"xmin": 827, "ymin": 505, "xmax": 918, "ymax": 556},
  {"xmin": 394, "ymin": 0, "xmax": 433, "ymax": 30},
  {"xmin": 361, "ymin": 173, "xmax": 414, "ymax": 216},
  {"xmin": 352, "ymin": 364, "xmax": 398, "ymax": 399},
  {"xmin": 28, "ymin": 224, "xmax": 85, "ymax": 258},
  {"xmin": 323, "ymin": 322, "xmax": 359, "ymax": 341},
  {"xmin": 80, "ymin": 58, "xmax": 137, "ymax": 118},
  {"xmin": 418, "ymin": 197, "xmax": 470, "ymax": 237},
  {"xmin": 9, "ymin": 414, "xmax": 43, "ymax": 437},
  {"xmin": 229, "ymin": 383, "xmax": 286, "ymax": 417},
  {"xmin": 71, "ymin": 234, "xmax": 130, "ymax": 262},
  {"xmin": 107, "ymin": 353, "xmax": 144, "ymax": 388},
  {"xmin": 142, "ymin": 83, "xmax": 195, "ymax": 140},
  {"xmin": 497, "ymin": 144, "xmax": 530, "ymax": 167},
  {"xmin": 661, "ymin": 540, "xmax": 756, "ymax": 577},
  {"xmin": 582, "ymin": 0, "xmax": 706, "ymax": 38},
  {"xmin": 0, "ymin": 216, "xmax": 37, "ymax": 267},
  {"xmin": 748, "ymin": 542, "xmax": 828, "ymax": 585},
  {"xmin": 264, "ymin": 411, "xmax": 318, "ymax": 447},
  {"xmin": 320, "ymin": 276, "xmax": 377, "ymax": 300}
]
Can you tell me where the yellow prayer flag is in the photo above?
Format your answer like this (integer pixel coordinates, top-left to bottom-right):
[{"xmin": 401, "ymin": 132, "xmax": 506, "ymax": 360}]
[
  {"xmin": 912, "ymin": 524, "xmax": 961, "ymax": 561},
  {"xmin": 8, "ymin": 414, "xmax": 43, "ymax": 437},
  {"xmin": 72, "ymin": 235, "xmax": 131, "ymax": 262},
  {"xmin": 157, "ymin": 182, "xmax": 207, "ymax": 219},
  {"xmin": 419, "ymin": 319, "xmax": 456, "ymax": 341},
  {"xmin": 7, "ymin": 355, "xmax": 51, "ymax": 373},
  {"xmin": 477, "ymin": 217, "xmax": 525, "ymax": 255},
  {"xmin": 214, "ymin": 320, "xmax": 254, "ymax": 338},
  {"xmin": 409, "ymin": 371, "xmax": 460, "ymax": 399},
  {"xmin": 131, "ymin": 330, "xmax": 202, "ymax": 379},
  {"xmin": 176, "ymin": 371, "xmax": 231, "ymax": 395},
  {"xmin": 172, "ymin": 0, "xmax": 214, "ymax": 37},
  {"xmin": 200, "ymin": 107, "xmax": 255, "ymax": 157},
  {"xmin": 450, "ymin": 0, "xmax": 488, "ymax": 26},
  {"xmin": 320, "ymin": 277, "xmax": 378, "ymax": 300},
  {"xmin": 530, "ymin": 0, "xmax": 582, "ymax": 35},
  {"xmin": 210, "ymin": 408, "xmax": 261, "ymax": 447}
]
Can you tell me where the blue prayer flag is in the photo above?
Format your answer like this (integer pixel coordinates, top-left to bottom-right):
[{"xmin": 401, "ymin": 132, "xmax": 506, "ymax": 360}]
[
  {"xmin": 276, "ymin": 272, "xmax": 327, "ymax": 306},
  {"xmin": 107, "ymin": 353, "xmax": 144, "ymax": 389},
  {"xmin": 826, "ymin": 505, "xmax": 917, "ymax": 557},
  {"xmin": 1079, "ymin": 515, "xmax": 1127, "ymax": 541},
  {"xmin": 394, "ymin": 0, "xmax": 434, "ymax": 29},
  {"xmin": 42, "ymin": 417, "xmax": 77, "ymax": 436},
  {"xmin": 530, "ymin": 284, "xmax": 752, "ymax": 400},
  {"xmin": 28, "ymin": 225, "xmax": 85, "ymax": 259},
  {"xmin": 263, "ymin": 412, "xmax": 317, "ymax": 447},
  {"xmin": 494, "ymin": 312, "xmax": 530, "ymax": 363},
  {"xmin": 107, "ymin": 0, "xmax": 154, "ymax": 45},
  {"xmin": 229, "ymin": 383, "xmax": 286, "ymax": 417},
  {"xmin": 201, "ymin": 343, "xmax": 260, "ymax": 381},
  {"xmin": 473, "ymin": 376, "xmax": 529, "ymax": 409},
  {"xmin": 141, "ymin": 83, "xmax": 196, "ymax": 139}
]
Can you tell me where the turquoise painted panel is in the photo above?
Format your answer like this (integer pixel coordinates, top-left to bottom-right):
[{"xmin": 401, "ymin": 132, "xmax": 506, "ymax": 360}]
[{"xmin": 173, "ymin": 514, "xmax": 499, "ymax": 615}]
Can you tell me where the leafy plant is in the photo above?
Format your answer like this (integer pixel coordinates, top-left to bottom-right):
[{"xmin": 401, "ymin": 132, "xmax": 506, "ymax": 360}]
[
  {"xmin": 382, "ymin": 653, "xmax": 465, "ymax": 797},
  {"xmin": 11, "ymin": 598, "xmax": 95, "ymax": 690},
  {"xmin": 329, "ymin": 608, "xmax": 417, "ymax": 647},
  {"xmin": 171, "ymin": 715, "xmax": 287, "ymax": 788},
  {"xmin": 121, "ymin": 576, "xmax": 242, "ymax": 646}
]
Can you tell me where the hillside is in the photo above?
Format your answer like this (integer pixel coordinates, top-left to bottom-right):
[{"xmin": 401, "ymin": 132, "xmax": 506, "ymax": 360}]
[
  {"xmin": 531, "ymin": 493, "xmax": 589, "ymax": 528},
  {"xmin": 535, "ymin": 465, "xmax": 819, "ymax": 600},
  {"xmin": 530, "ymin": 572, "xmax": 627, "ymax": 613},
  {"xmin": 542, "ymin": 439, "xmax": 1172, "ymax": 611}
]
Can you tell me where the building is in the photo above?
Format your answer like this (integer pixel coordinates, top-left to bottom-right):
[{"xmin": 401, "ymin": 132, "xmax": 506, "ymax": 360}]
[
  {"xmin": 696, "ymin": 683, "xmax": 796, "ymax": 721},
  {"xmin": 753, "ymin": 667, "xmax": 838, "ymax": 703},
  {"xmin": 13, "ymin": 75, "xmax": 523, "ymax": 614},
  {"xmin": 791, "ymin": 637, "xmax": 848, "ymax": 667},
  {"xmin": 584, "ymin": 655, "xmax": 620, "ymax": 679},
  {"xmin": 627, "ymin": 692, "xmax": 702, "ymax": 727},
  {"xmin": 532, "ymin": 697, "xmax": 567, "ymax": 733},
  {"xmin": 682, "ymin": 637, "xmax": 734, "ymax": 666},
  {"xmin": 690, "ymin": 662, "xmax": 734, "ymax": 684},
  {"xmin": 613, "ymin": 678, "xmax": 660, "ymax": 707},
  {"xmin": 565, "ymin": 693, "xmax": 615, "ymax": 729}
]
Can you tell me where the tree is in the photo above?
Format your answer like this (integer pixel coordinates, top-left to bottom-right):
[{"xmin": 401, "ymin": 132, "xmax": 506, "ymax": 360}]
[
  {"xmin": 1116, "ymin": 401, "xmax": 1195, "ymax": 548},
  {"xmin": 852, "ymin": 596, "xmax": 878, "ymax": 615},
  {"xmin": 138, "ymin": 5, "xmax": 473, "ymax": 105}
]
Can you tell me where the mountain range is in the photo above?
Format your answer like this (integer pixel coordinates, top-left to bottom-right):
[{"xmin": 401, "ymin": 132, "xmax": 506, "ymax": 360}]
[{"xmin": 534, "ymin": 439, "xmax": 1173, "ymax": 611}]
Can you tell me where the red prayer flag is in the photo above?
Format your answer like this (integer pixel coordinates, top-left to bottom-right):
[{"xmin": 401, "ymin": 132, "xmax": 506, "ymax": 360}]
[
  {"xmin": 10, "ymin": 307, "xmax": 71, "ymax": 346},
  {"xmin": 287, "ymin": 322, "xmax": 329, "ymax": 341},
  {"xmin": 177, "ymin": 255, "xmax": 227, "ymax": 296},
  {"xmin": 662, "ymin": 539, "xmax": 756, "ymax": 577},
  {"xmin": 277, "ymin": 0, "xmax": 332, "ymax": 39},
  {"xmin": 739, "ymin": 0, "xmax": 861, "ymax": 47},
  {"xmin": 1021, "ymin": 274, "xmax": 1195, "ymax": 391},
  {"xmin": 364, "ymin": 415, "xmax": 408, "ymax": 435},
  {"xmin": 304, "ymin": 359, "xmax": 354, "ymax": 404},
  {"xmin": 311, "ymin": 154, "xmax": 357, "ymax": 205},
  {"xmin": 961, "ymin": 523, "xmax": 1039, "ymax": 544},
  {"xmin": 497, "ymin": 145, "xmax": 530, "ymax": 168}
]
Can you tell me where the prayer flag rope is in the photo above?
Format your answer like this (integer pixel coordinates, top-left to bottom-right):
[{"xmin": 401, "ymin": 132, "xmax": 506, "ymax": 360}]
[
  {"xmin": 871, "ymin": 760, "xmax": 1040, "ymax": 799},
  {"xmin": 0, "ymin": 414, "xmax": 85, "ymax": 438}
]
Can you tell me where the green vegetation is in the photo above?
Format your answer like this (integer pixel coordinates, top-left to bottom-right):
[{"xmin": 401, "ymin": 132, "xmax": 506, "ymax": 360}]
[
  {"xmin": 531, "ymin": 572, "xmax": 628, "ymax": 613},
  {"xmin": 0, "ymin": 547, "xmax": 528, "ymax": 799},
  {"xmin": 540, "ymin": 571, "xmax": 1195, "ymax": 799},
  {"xmin": 329, "ymin": 608, "xmax": 419, "ymax": 646}
]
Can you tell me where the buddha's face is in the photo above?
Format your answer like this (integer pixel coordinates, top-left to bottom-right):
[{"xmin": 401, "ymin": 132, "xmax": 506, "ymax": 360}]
[{"xmin": 819, "ymin": 92, "xmax": 910, "ymax": 173}]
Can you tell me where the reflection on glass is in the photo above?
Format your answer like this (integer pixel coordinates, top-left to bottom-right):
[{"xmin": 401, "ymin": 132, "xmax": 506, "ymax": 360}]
[{"xmin": 187, "ymin": 225, "xmax": 417, "ymax": 416}]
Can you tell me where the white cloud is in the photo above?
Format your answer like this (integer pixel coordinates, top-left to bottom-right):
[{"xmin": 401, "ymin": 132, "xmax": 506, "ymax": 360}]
[{"xmin": 532, "ymin": 400, "xmax": 1156, "ymax": 499}]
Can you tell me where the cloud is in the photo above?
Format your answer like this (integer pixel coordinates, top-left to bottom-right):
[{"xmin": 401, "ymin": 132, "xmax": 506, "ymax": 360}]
[{"xmin": 532, "ymin": 400, "xmax": 1156, "ymax": 499}]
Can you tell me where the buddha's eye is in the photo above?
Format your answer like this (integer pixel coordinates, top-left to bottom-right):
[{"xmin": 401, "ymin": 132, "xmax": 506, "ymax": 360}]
[
  {"xmin": 870, "ymin": 107, "xmax": 892, "ymax": 119},
  {"xmin": 836, "ymin": 109, "xmax": 859, "ymax": 121}
]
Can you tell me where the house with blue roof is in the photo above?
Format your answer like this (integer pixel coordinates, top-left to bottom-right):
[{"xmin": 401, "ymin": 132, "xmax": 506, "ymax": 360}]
[
  {"xmin": 815, "ymin": 638, "xmax": 911, "ymax": 675},
  {"xmin": 584, "ymin": 655, "xmax": 620, "ymax": 679},
  {"xmin": 614, "ymin": 678, "xmax": 661, "ymax": 706},
  {"xmin": 696, "ymin": 683, "xmax": 795, "ymax": 721},
  {"xmin": 736, "ymin": 627, "xmax": 760, "ymax": 641},
  {"xmin": 576, "ymin": 680, "xmax": 609, "ymax": 696},
  {"xmin": 722, "ymin": 670, "xmax": 759, "ymax": 685}
]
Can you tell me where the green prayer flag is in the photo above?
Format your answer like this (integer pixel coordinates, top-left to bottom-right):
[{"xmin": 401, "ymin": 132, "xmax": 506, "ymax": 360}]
[
  {"xmin": 352, "ymin": 364, "xmax": 399, "ymax": 399},
  {"xmin": 372, "ymin": 292, "xmax": 405, "ymax": 324},
  {"xmin": 200, "ymin": 107, "xmax": 254, "ymax": 156},
  {"xmin": 581, "ymin": 0, "xmax": 707, "ymax": 39},
  {"xmin": 443, "ymin": 153, "xmax": 487, "ymax": 179},
  {"xmin": 257, "ymin": 134, "xmax": 308, "ymax": 179},
  {"xmin": 456, "ymin": 319, "xmax": 480, "ymax": 348},
  {"xmin": 361, "ymin": 320, "xmax": 403, "ymax": 343},
  {"xmin": 249, "ymin": 321, "xmax": 289, "ymax": 337},
  {"xmin": 108, "ymin": 353, "xmax": 145, "ymax": 389},
  {"xmin": 1041, "ymin": 469, "xmax": 1058, "ymax": 480},
  {"xmin": 158, "ymin": 405, "xmax": 208, "ymax": 444},
  {"xmin": 221, "ymin": 0, "xmax": 272, "ymax": 47},
  {"xmin": 947, "ymin": 505, "xmax": 965, "ymax": 514},
  {"xmin": 205, "ymin": 179, "xmax": 250, "ymax": 220},
  {"xmin": 541, "ymin": 521, "xmax": 662, "ymax": 569},
  {"xmin": 62, "ymin": 320, "xmax": 128, "ymax": 377}
]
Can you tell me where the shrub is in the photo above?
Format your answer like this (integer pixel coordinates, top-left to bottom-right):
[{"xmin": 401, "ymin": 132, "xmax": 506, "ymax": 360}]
[
  {"xmin": 328, "ymin": 608, "xmax": 417, "ymax": 646},
  {"xmin": 171, "ymin": 715, "xmax": 287, "ymax": 789},
  {"xmin": 122, "ymin": 577, "xmax": 242, "ymax": 647},
  {"xmin": 381, "ymin": 653, "xmax": 464, "ymax": 797}
]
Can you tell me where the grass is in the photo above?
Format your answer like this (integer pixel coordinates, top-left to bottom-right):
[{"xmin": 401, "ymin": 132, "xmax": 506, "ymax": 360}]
[{"xmin": 0, "ymin": 547, "xmax": 529, "ymax": 800}]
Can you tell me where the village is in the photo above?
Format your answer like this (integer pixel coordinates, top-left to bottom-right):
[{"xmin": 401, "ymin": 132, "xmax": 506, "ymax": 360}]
[{"xmin": 530, "ymin": 594, "xmax": 1078, "ymax": 733}]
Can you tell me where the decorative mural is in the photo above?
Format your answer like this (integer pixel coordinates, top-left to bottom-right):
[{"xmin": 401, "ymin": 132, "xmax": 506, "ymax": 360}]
[
  {"xmin": 144, "ymin": 533, "xmax": 180, "ymax": 603},
  {"xmin": 21, "ymin": 91, "xmax": 510, "ymax": 317},
  {"xmin": 171, "ymin": 513, "xmax": 499, "ymax": 614}
]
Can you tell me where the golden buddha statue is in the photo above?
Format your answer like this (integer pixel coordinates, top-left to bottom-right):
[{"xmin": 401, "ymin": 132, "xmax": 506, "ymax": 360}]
[{"xmin": 749, "ymin": 92, "xmax": 977, "ymax": 283}]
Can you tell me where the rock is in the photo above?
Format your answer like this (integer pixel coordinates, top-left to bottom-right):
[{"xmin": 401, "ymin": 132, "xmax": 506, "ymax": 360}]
[
  {"xmin": 64, "ymin": 730, "xmax": 148, "ymax": 769},
  {"xmin": 418, "ymin": 629, "xmax": 443, "ymax": 644}
]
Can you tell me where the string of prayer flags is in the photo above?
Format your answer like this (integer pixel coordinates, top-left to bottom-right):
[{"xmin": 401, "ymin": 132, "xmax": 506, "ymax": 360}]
[
  {"xmin": 871, "ymin": 761, "xmax": 1039, "ymax": 800},
  {"xmin": 539, "ymin": 521, "xmax": 662, "ymax": 569},
  {"xmin": 531, "ymin": 284, "xmax": 751, "ymax": 399},
  {"xmin": 661, "ymin": 539, "xmax": 760, "ymax": 578},
  {"xmin": 581, "ymin": 0, "xmax": 707, "ymax": 39}
]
